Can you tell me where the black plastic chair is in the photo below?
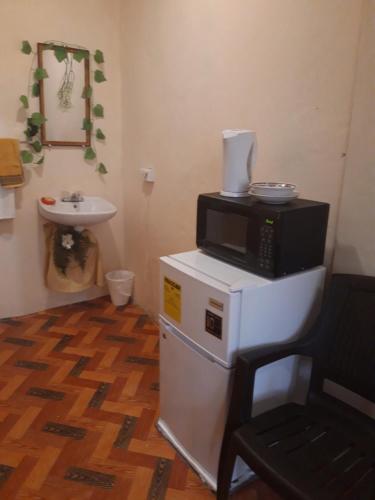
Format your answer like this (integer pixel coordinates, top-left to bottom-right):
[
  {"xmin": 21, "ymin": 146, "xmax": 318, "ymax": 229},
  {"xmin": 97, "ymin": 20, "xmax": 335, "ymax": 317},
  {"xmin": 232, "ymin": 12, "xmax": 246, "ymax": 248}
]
[{"xmin": 217, "ymin": 274, "xmax": 375, "ymax": 500}]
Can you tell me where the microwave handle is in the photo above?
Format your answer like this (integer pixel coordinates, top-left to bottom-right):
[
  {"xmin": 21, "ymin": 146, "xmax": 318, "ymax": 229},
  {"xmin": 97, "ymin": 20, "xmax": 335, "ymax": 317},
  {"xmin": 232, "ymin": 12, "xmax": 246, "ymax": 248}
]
[{"xmin": 247, "ymin": 133, "xmax": 258, "ymax": 184}]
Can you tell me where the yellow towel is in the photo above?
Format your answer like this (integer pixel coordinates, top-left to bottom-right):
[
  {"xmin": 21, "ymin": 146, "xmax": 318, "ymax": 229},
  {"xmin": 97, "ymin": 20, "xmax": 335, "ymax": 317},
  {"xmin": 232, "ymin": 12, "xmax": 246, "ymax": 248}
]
[{"xmin": 0, "ymin": 138, "xmax": 24, "ymax": 188}]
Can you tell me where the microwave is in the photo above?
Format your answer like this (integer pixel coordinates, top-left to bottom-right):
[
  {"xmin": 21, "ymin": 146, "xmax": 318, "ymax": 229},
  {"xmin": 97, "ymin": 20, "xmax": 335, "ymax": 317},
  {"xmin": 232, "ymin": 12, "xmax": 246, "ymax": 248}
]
[{"xmin": 196, "ymin": 193, "xmax": 329, "ymax": 278}]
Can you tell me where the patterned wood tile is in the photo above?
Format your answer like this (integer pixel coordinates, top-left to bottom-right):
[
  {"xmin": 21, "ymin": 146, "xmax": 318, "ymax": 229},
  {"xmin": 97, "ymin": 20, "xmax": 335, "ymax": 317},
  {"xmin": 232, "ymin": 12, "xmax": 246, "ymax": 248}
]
[
  {"xmin": 3, "ymin": 337, "xmax": 34, "ymax": 347},
  {"xmin": 126, "ymin": 356, "xmax": 159, "ymax": 366},
  {"xmin": 0, "ymin": 465, "xmax": 14, "ymax": 485},
  {"xmin": 27, "ymin": 387, "xmax": 66, "ymax": 401},
  {"xmin": 14, "ymin": 360, "xmax": 49, "ymax": 371},
  {"xmin": 0, "ymin": 318, "xmax": 22, "ymax": 327},
  {"xmin": 88, "ymin": 382, "xmax": 111, "ymax": 408},
  {"xmin": 53, "ymin": 334, "xmax": 74, "ymax": 352},
  {"xmin": 105, "ymin": 334, "xmax": 136, "ymax": 344},
  {"xmin": 113, "ymin": 415, "xmax": 138, "ymax": 449},
  {"xmin": 148, "ymin": 458, "xmax": 172, "ymax": 500},
  {"xmin": 42, "ymin": 422, "xmax": 87, "ymax": 440},
  {"xmin": 64, "ymin": 466, "xmax": 116, "ymax": 489},
  {"xmin": 0, "ymin": 296, "xmax": 279, "ymax": 499},
  {"xmin": 135, "ymin": 315, "xmax": 149, "ymax": 329},
  {"xmin": 69, "ymin": 356, "xmax": 90, "ymax": 376},
  {"xmin": 89, "ymin": 316, "xmax": 117, "ymax": 325},
  {"xmin": 41, "ymin": 316, "xmax": 59, "ymax": 330}
]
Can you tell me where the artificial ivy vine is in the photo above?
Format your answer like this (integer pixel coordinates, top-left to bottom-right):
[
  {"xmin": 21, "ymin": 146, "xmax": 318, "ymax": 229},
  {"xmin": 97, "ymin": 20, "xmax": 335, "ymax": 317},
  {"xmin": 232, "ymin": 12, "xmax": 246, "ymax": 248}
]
[{"xmin": 20, "ymin": 40, "xmax": 108, "ymax": 175}]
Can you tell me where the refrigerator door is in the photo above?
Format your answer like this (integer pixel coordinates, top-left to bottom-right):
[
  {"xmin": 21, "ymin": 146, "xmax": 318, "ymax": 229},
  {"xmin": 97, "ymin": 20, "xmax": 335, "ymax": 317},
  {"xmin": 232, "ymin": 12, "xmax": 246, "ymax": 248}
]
[
  {"xmin": 158, "ymin": 318, "xmax": 296, "ymax": 490},
  {"xmin": 158, "ymin": 318, "xmax": 243, "ymax": 491},
  {"xmin": 160, "ymin": 255, "xmax": 243, "ymax": 367}
]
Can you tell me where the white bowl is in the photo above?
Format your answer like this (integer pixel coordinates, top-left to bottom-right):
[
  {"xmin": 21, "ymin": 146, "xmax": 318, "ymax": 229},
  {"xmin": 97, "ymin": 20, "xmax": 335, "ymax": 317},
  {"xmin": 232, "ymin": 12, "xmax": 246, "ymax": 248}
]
[
  {"xmin": 249, "ymin": 188, "xmax": 295, "ymax": 198},
  {"xmin": 250, "ymin": 182, "xmax": 296, "ymax": 196},
  {"xmin": 250, "ymin": 191, "xmax": 299, "ymax": 205}
]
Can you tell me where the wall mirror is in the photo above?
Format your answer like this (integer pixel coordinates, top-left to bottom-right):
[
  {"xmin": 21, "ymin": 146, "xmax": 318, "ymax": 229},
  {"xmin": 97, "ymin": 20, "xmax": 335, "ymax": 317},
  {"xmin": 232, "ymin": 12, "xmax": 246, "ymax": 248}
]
[{"xmin": 37, "ymin": 43, "xmax": 91, "ymax": 147}]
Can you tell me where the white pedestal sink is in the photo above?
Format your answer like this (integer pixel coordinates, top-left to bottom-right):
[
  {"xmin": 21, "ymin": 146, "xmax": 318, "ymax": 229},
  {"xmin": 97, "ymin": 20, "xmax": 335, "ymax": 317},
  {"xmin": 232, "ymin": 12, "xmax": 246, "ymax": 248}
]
[{"xmin": 38, "ymin": 196, "xmax": 117, "ymax": 226}]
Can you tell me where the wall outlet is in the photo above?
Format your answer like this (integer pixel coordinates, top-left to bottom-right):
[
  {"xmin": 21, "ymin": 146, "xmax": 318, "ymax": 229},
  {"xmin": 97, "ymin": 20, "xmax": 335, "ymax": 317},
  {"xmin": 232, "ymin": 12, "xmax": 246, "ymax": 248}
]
[{"xmin": 140, "ymin": 167, "xmax": 156, "ymax": 183}]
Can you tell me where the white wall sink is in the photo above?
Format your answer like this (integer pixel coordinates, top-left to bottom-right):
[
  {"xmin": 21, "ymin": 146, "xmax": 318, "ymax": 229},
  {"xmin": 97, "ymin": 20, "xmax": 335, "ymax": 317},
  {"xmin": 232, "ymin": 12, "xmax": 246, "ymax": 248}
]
[{"xmin": 38, "ymin": 196, "xmax": 117, "ymax": 226}]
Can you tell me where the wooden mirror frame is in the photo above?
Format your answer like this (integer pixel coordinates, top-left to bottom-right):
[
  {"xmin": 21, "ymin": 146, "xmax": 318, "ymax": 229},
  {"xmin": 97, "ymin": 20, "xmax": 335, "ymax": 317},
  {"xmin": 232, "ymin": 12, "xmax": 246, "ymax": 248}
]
[{"xmin": 37, "ymin": 43, "xmax": 91, "ymax": 147}]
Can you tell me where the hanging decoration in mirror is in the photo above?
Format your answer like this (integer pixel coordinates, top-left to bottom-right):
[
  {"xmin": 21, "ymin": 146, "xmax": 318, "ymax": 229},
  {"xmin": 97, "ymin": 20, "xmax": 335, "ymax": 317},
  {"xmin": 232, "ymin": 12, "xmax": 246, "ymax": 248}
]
[
  {"xmin": 57, "ymin": 53, "xmax": 75, "ymax": 109},
  {"xmin": 19, "ymin": 40, "xmax": 108, "ymax": 175}
]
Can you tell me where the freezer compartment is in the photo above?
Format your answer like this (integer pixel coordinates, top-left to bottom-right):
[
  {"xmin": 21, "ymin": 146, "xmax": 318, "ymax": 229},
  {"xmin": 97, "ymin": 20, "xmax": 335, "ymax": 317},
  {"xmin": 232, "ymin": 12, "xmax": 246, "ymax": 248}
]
[
  {"xmin": 160, "ymin": 256, "xmax": 241, "ymax": 367},
  {"xmin": 160, "ymin": 254, "xmax": 325, "ymax": 368},
  {"xmin": 159, "ymin": 318, "xmax": 300, "ymax": 490}
]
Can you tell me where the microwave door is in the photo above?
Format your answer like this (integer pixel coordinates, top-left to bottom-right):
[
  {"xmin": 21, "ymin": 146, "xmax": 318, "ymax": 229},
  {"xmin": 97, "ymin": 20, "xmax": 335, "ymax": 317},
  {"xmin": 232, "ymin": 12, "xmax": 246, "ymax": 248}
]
[
  {"xmin": 202, "ymin": 208, "xmax": 250, "ymax": 267},
  {"xmin": 206, "ymin": 209, "xmax": 247, "ymax": 254},
  {"xmin": 196, "ymin": 195, "xmax": 268, "ymax": 274}
]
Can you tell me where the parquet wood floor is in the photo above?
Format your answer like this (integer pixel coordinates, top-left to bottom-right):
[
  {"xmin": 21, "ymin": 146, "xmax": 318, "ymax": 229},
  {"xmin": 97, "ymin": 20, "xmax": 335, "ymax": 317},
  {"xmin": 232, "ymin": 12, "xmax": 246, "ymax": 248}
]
[{"xmin": 0, "ymin": 297, "xmax": 280, "ymax": 500}]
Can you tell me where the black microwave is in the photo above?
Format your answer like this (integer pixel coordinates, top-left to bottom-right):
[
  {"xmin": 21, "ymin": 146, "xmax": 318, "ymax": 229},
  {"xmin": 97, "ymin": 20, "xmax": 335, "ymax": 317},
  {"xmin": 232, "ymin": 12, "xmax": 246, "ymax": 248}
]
[{"xmin": 196, "ymin": 193, "xmax": 329, "ymax": 278}]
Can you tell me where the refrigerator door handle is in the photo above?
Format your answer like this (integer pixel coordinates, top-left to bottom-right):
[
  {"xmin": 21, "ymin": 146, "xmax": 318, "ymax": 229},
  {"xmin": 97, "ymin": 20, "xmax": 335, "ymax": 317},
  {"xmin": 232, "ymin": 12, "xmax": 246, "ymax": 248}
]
[{"xmin": 159, "ymin": 316, "xmax": 221, "ymax": 365}]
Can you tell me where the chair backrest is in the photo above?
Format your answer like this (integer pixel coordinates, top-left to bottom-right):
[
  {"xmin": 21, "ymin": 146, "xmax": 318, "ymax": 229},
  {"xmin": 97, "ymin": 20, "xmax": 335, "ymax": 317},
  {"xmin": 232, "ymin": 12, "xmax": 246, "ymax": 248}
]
[{"xmin": 310, "ymin": 274, "xmax": 375, "ymax": 404}]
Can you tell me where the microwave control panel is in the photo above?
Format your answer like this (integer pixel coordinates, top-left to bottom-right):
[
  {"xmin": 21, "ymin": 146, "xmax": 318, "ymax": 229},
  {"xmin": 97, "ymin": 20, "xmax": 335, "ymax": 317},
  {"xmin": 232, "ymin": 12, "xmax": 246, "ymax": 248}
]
[{"xmin": 258, "ymin": 224, "xmax": 274, "ymax": 271}]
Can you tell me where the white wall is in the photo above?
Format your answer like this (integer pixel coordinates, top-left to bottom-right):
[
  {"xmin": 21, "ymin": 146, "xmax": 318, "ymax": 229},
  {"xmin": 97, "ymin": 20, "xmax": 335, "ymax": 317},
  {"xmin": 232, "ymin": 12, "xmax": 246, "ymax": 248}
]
[
  {"xmin": 0, "ymin": 0, "xmax": 124, "ymax": 318},
  {"xmin": 334, "ymin": 0, "xmax": 375, "ymax": 276},
  {"xmin": 120, "ymin": 0, "xmax": 364, "ymax": 316}
]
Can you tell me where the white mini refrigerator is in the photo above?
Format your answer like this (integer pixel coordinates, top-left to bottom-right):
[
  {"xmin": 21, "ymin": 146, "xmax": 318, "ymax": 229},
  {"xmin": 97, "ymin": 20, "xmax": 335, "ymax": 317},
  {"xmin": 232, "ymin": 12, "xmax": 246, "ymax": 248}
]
[{"xmin": 158, "ymin": 250, "xmax": 325, "ymax": 491}]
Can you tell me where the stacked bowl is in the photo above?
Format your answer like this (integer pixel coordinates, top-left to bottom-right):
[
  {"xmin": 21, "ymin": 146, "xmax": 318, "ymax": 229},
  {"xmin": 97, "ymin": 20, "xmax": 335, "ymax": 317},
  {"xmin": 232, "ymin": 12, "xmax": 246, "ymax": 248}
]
[{"xmin": 249, "ymin": 182, "xmax": 298, "ymax": 204}]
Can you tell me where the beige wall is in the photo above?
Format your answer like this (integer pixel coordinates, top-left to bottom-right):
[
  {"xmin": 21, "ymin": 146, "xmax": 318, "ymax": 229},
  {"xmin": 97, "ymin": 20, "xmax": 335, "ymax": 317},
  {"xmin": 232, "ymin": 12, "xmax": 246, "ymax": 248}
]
[
  {"xmin": 0, "ymin": 0, "xmax": 124, "ymax": 318},
  {"xmin": 334, "ymin": 0, "xmax": 375, "ymax": 275},
  {"xmin": 120, "ymin": 0, "xmax": 364, "ymax": 316},
  {"xmin": 0, "ymin": 1, "xmax": 369, "ymax": 319}
]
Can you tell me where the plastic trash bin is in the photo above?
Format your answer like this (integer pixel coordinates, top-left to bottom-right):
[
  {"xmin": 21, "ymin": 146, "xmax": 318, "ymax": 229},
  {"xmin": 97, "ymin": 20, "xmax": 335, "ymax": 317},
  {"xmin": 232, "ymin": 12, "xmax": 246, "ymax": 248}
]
[{"xmin": 106, "ymin": 270, "xmax": 134, "ymax": 306}]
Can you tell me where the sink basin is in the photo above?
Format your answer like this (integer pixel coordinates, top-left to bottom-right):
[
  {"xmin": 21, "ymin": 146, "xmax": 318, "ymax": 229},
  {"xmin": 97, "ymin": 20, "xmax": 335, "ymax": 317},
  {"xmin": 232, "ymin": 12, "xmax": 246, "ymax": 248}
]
[{"xmin": 38, "ymin": 196, "xmax": 117, "ymax": 226}]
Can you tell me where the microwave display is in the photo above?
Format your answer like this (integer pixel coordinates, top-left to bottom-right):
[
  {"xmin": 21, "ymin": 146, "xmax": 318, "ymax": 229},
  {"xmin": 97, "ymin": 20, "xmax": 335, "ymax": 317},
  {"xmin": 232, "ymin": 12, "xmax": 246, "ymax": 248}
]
[{"xmin": 205, "ymin": 209, "xmax": 248, "ymax": 255}]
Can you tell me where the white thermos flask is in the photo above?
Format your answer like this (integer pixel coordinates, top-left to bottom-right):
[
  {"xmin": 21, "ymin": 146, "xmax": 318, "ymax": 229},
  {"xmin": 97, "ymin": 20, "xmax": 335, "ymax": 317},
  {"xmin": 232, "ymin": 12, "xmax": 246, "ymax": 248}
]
[{"xmin": 220, "ymin": 129, "xmax": 257, "ymax": 197}]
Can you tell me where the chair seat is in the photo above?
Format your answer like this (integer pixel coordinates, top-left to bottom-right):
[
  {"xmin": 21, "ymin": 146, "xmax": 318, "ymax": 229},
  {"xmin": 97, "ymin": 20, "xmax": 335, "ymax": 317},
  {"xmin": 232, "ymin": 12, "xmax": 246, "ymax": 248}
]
[{"xmin": 233, "ymin": 402, "xmax": 375, "ymax": 500}]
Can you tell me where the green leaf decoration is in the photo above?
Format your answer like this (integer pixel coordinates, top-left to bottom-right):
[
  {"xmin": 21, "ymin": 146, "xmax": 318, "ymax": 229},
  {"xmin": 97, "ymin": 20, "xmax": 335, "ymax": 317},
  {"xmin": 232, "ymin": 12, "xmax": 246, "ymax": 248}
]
[
  {"xmin": 19, "ymin": 95, "xmax": 29, "ymax": 109},
  {"xmin": 94, "ymin": 70, "xmax": 106, "ymax": 83},
  {"xmin": 36, "ymin": 155, "xmax": 45, "ymax": 165},
  {"xmin": 21, "ymin": 40, "xmax": 32, "ymax": 55},
  {"xmin": 73, "ymin": 50, "xmax": 88, "ymax": 63},
  {"xmin": 34, "ymin": 67, "xmax": 48, "ymax": 81},
  {"xmin": 21, "ymin": 150, "xmax": 33, "ymax": 164},
  {"xmin": 31, "ymin": 140, "xmax": 42, "ymax": 153},
  {"xmin": 81, "ymin": 85, "xmax": 92, "ymax": 99},
  {"xmin": 96, "ymin": 128, "xmax": 106, "ymax": 140},
  {"xmin": 32, "ymin": 83, "xmax": 40, "ymax": 97},
  {"xmin": 30, "ymin": 112, "xmax": 47, "ymax": 127},
  {"xmin": 54, "ymin": 46, "xmax": 67, "ymax": 62},
  {"xmin": 24, "ymin": 118, "xmax": 39, "ymax": 139},
  {"xmin": 82, "ymin": 118, "xmax": 93, "ymax": 132},
  {"xmin": 84, "ymin": 147, "xmax": 96, "ymax": 160},
  {"xmin": 94, "ymin": 50, "xmax": 104, "ymax": 64},
  {"xmin": 93, "ymin": 104, "xmax": 104, "ymax": 117},
  {"xmin": 97, "ymin": 163, "xmax": 108, "ymax": 175}
]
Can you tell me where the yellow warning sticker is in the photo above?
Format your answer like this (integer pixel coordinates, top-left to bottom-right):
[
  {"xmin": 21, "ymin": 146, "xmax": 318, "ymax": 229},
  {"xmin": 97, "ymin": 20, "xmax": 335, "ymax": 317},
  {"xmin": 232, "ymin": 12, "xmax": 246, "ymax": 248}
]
[{"xmin": 164, "ymin": 276, "xmax": 181, "ymax": 323}]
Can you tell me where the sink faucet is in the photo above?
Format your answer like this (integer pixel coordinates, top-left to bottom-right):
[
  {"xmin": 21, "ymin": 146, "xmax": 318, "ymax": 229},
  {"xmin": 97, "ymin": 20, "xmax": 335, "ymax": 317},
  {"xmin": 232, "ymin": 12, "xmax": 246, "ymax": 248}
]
[{"xmin": 62, "ymin": 192, "xmax": 84, "ymax": 202}]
